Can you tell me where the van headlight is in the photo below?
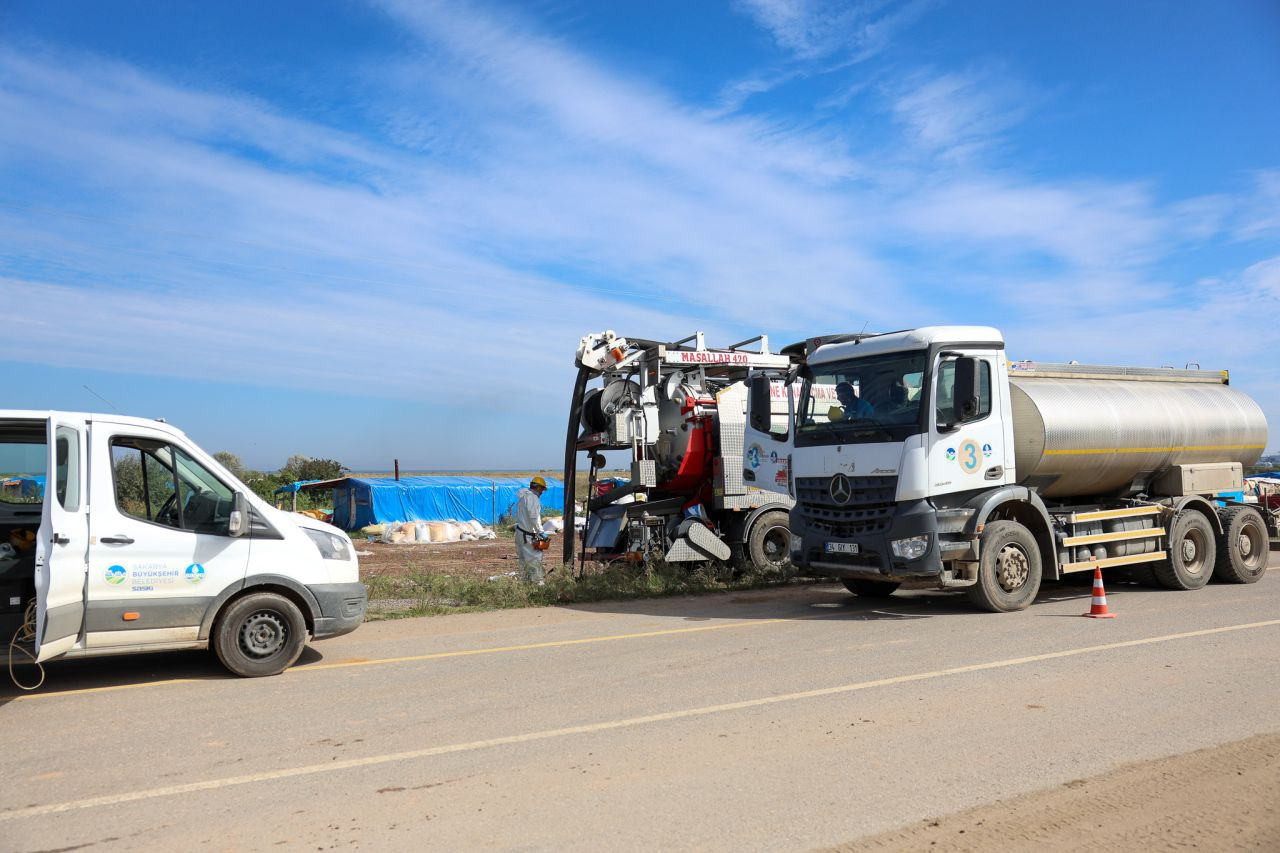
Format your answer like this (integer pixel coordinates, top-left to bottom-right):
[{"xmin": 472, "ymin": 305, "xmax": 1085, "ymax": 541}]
[
  {"xmin": 305, "ymin": 528, "xmax": 352, "ymax": 561},
  {"xmin": 890, "ymin": 535, "xmax": 929, "ymax": 561}
]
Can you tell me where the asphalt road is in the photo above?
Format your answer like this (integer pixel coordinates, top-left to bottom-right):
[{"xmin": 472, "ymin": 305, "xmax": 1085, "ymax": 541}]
[{"xmin": 3, "ymin": 550, "xmax": 1278, "ymax": 851}]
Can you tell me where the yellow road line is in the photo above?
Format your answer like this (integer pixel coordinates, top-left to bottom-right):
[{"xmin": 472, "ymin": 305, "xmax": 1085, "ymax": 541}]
[
  {"xmin": 10, "ymin": 618, "xmax": 791, "ymax": 701},
  {"xmin": 4, "ymin": 618, "xmax": 1277, "ymax": 822}
]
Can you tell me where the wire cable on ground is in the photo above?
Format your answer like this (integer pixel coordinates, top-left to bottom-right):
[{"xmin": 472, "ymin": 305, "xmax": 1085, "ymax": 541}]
[{"xmin": 8, "ymin": 599, "xmax": 45, "ymax": 691}]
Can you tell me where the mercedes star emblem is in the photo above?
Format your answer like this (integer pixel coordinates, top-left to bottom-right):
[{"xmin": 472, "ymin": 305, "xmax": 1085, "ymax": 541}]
[{"xmin": 830, "ymin": 473, "xmax": 853, "ymax": 505}]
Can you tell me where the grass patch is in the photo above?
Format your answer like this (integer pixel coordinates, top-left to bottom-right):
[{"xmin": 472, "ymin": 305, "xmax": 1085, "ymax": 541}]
[{"xmin": 363, "ymin": 560, "xmax": 812, "ymax": 619}]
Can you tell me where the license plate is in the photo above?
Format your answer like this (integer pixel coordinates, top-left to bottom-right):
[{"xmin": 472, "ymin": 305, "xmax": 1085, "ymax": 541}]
[{"xmin": 824, "ymin": 542, "xmax": 860, "ymax": 554}]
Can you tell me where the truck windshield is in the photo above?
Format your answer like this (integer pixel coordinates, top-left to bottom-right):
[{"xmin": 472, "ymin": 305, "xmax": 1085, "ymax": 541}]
[{"xmin": 796, "ymin": 350, "xmax": 926, "ymax": 446}]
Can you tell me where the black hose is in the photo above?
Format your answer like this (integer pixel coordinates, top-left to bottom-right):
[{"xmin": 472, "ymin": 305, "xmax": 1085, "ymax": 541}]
[{"xmin": 563, "ymin": 366, "xmax": 590, "ymax": 566}]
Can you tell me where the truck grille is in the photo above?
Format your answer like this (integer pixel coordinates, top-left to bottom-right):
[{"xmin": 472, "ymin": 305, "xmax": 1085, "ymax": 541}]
[{"xmin": 797, "ymin": 476, "xmax": 897, "ymax": 538}]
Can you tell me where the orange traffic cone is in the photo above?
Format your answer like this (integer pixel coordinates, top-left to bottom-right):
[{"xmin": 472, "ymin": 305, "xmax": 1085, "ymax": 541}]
[{"xmin": 1082, "ymin": 567, "xmax": 1116, "ymax": 618}]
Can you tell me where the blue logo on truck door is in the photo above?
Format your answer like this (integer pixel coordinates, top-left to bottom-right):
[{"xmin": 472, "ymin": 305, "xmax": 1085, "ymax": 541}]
[
  {"xmin": 105, "ymin": 564, "xmax": 126, "ymax": 585},
  {"xmin": 185, "ymin": 563, "xmax": 205, "ymax": 584}
]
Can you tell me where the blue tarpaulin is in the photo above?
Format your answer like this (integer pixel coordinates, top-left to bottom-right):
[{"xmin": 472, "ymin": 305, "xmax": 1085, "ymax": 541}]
[
  {"xmin": 0, "ymin": 475, "xmax": 44, "ymax": 499},
  {"xmin": 273, "ymin": 479, "xmax": 325, "ymax": 495},
  {"xmin": 318, "ymin": 476, "xmax": 564, "ymax": 531}
]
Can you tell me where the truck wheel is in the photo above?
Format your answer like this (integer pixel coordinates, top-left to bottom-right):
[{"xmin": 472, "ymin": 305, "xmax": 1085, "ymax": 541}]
[
  {"xmin": 1214, "ymin": 507, "xmax": 1268, "ymax": 584},
  {"xmin": 213, "ymin": 592, "xmax": 307, "ymax": 677},
  {"xmin": 746, "ymin": 510, "xmax": 791, "ymax": 572},
  {"xmin": 967, "ymin": 520, "xmax": 1042, "ymax": 612},
  {"xmin": 841, "ymin": 579, "xmax": 900, "ymax": 597},
  {"xmin": 1126, "ymin": 564, "xmax": 1162, "ymax": 588},
  {"xmin": 1155, "ymin": 511, "xmax": 1215, "ymax": 590}
]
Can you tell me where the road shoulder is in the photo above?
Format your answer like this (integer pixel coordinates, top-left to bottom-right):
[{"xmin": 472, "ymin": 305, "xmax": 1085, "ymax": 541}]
[{"xmin": 824, "ymin": 733, "xmax": 1280, "ymax": 851}]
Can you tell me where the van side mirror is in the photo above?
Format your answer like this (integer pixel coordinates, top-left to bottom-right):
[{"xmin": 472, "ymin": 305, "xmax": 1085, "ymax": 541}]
[
  {"xmin": 229, "ymin": 491, "xmax": 248, "ymax": 537},
  {"xmin": 954, "ymin": 357, "xmax": 981, "ymax": 423}
]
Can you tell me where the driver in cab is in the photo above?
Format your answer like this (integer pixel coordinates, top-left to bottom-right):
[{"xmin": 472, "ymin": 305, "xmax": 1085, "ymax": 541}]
[{"xmin": 831, "ymin": 381, "xmax": 874, "ymax": 421}]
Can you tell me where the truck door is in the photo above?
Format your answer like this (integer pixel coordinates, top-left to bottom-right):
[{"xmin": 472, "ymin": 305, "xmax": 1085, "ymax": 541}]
[
  {"xmin": 35, "ymin": 417, "xmax": 89, "ymax": 662},
  {"xmin": 85, "ymin": 425, "xmax": 250, "ymax": 647},
  {"xmin": 928, "ymin": 350, "xmax": 1010, "ymax": 498},
  {"xmin": 743, "ymin": 374, "xmax": 795, "ymax": 496}
]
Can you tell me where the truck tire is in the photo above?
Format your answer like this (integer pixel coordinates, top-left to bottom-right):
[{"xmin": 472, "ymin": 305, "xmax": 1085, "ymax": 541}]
[
  {"xmin": 745, "ymin": 510, "xmax": 791, "ymax": 572},
  {"xmin": 1126, "ymin": 564, "xmax": 1162, "ymax": 588},
  {"xmin": 841, "ymin": 579, "xmax": 900, "ymax": 597},
  {"xmin": 1214, "ymin": 506, "xmax": 1268, "ymax": 584},
  {"xmin": 1154, "ymin": 510, "xmax": 1215, "ymax": 590},
  {"xmin": 213, "ymin": 592, "xmax": 307, "ymax": 677},
  {"xmin": 967, "ymin": 520, "xmax": 1042, "ymax": 612}
]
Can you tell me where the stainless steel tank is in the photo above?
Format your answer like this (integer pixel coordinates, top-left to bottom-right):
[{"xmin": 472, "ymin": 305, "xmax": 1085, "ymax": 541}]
[{"xmin": 1009, "ymin": 370, "xmax": 1268, "ymax": 498}]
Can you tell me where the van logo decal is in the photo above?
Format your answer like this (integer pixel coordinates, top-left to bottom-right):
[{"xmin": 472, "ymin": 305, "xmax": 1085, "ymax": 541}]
[
  {"xmin": 185, "ymin": 563, "xmax": 206, "ymax": 584},
  {"xmin": 105, "ymin": 565, "xmax": 126, "ymax": 585}
]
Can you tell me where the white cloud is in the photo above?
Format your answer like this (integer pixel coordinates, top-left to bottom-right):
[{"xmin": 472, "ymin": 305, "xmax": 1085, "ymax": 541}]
[
  {"xmin": 736, "ymin": 0, "xmax": 934, "ymax": 64},
  {"xmin": 889, "ymin": 68, "xmax": 1036, "ymax": 162}
]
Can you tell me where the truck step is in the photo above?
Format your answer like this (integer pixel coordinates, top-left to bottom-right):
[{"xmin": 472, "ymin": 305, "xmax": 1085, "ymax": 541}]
[
  {"xmin": 1066, "ymin": 505, "xmax": 1161, "ymax": 524},
  {"xmin": 1062, "ymin": 527, "xmax": 1166, "ymax": 547},
  {"xmin": 1060, "ymin": 550, "xmax": 1167, "ymax": 574}
]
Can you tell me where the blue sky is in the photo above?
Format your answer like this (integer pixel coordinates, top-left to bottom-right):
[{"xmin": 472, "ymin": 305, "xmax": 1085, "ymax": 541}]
[{"xmin": 2, "ymin": 0, "xmax": 1278, "ymax": 469}]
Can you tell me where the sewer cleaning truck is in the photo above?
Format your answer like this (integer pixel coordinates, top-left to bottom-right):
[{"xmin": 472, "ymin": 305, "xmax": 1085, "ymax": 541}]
[
  {"xmin": 562, "ymin": 331, "xmax": 797, "ymax": 572},
  {"xmin": 742, "ymin": 326, "xmax": 1271, "ymax": 611}
]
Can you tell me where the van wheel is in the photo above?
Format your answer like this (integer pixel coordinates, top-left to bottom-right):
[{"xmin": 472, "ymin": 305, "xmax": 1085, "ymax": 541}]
[
  {"xmin": 1155, "ymin": 511, "xmax": 1215, "ymax": 590},
  {"xmin": 1214, "ymin": 507, "xmax": 1268, "ymax": 584},
  {"xmin": 213, "ymin": 592, "xmax": 307, "ymax": 677},
  {"xmin": 746, "ymin": 510, "xmax": 791, "ymax": 572},
  {"xmin": 967, "ymin": 520, "xmax": 1042, "ymax": 612}
]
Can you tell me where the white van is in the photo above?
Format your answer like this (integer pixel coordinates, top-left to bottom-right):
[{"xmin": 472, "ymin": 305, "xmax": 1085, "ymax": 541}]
[{"xmin": 0, "ymin": 410, "xmax": 366, "ymax": 678}]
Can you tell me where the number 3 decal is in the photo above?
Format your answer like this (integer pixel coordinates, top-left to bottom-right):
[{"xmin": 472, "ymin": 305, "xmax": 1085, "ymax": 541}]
[{"xmin": 959, "ymin": 439, "xmax": 981, "ymax": 473}]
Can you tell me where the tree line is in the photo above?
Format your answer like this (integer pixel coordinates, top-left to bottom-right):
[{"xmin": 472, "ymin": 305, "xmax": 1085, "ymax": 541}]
[{"xmin": 213, "ymin": 452, "xmax": 348, "ymax": 508}]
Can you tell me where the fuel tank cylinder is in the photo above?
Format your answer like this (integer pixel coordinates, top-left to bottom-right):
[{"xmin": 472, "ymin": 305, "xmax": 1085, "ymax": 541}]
[{"xmin": 1009, "ymin": 374, "xmax": 1268, "ymax": 498}]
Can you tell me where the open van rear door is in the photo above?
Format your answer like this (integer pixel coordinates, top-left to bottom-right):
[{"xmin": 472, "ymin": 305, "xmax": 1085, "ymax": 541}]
[{"xmin": 35, "ymin": 416, "xmax": 89, "ymax": 662}]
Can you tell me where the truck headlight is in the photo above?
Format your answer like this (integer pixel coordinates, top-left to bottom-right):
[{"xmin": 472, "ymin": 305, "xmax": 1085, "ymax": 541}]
[
  {"xmin": 305, "ymin": 528, "xmax": 352, "ymax": 561},
  {"xmin": 890, "ymin": 535, "xmax": 929, "ymax": 561},
  {"xmin": 790, "ymin": 534, "xmax": 803, "ymax": 554}
]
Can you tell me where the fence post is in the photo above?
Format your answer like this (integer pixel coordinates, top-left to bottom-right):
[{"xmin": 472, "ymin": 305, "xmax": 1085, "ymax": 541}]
[{"xmin": 491, "ymin": 481, "xmax": 497, "ymax": 528}]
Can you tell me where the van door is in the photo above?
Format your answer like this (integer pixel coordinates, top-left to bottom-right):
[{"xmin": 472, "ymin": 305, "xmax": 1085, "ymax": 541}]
[
  {"xmin": 35, "ymin": 417, "xmax": 89, "ymax": 662},
  {"xmin": 85, "ymin": 426, "xmax": 250, "ymax": 647}
]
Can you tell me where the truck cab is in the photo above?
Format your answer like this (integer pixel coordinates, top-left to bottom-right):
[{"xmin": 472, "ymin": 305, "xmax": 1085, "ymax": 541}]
[
  {"xmin": 748, "ymin": 327, "xmax": 1009, "ymax": 589},
  {"xmin": 746, "ymin": 326, "xmax": 1270, "ymax": 611},
  {"xmin": 1, "ymin": 410, "xmax": 366, "ymax": 680}
]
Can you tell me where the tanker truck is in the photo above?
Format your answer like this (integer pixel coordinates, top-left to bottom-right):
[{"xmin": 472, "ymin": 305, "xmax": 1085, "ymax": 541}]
[
  {"xmin": 742, "ymin": 326, "xmax": 1271, "ymax": 611},
  {"xmin": 562, "ymin": 330, "xmax": 796, "ymax": 572}
]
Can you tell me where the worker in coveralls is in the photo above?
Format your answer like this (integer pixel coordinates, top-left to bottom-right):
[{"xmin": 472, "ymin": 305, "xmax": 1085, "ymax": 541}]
[{"xmin": 515, "ymin": 476, "xmax": 551, "ymax": 584}]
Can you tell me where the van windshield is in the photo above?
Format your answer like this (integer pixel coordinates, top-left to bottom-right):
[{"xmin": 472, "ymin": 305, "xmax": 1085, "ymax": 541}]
[{"xmin": 0, "ymin": 423, "xmax": 47, "ymax": 505}]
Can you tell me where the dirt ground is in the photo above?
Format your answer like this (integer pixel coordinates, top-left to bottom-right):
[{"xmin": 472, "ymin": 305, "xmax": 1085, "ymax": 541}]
[
  {"xmin": 356, "ymin": 537, "xmax": 530, "ymax": 582},
  {"xmin": 825, "ymin": 733, "xmax": 1280, "ymax": 851}
]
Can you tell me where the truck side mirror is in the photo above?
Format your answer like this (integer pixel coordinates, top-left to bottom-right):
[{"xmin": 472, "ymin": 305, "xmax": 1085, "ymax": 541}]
[
  {"xmin": 748, "ymin": 374, "xmax": 772, "ymax": 433},
  {"xmin": 229, "ymin": 491, "xmax": 248, "ymax": 537},
  {"xmin": 954, "ymin": 357, "xmax": 981, "ymax": 422}
]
